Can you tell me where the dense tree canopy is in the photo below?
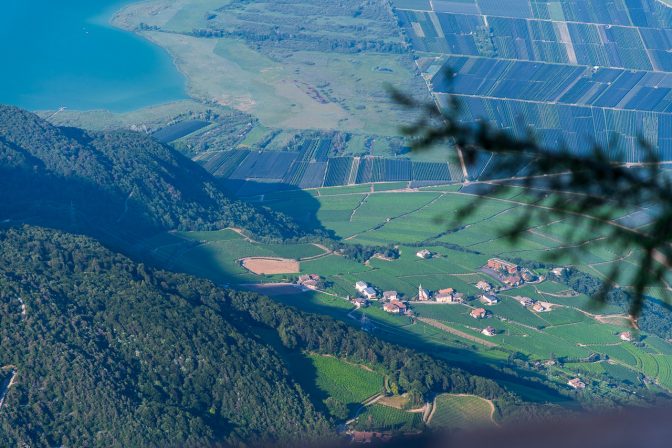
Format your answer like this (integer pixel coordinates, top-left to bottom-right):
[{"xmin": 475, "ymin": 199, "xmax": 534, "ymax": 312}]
[
  {"xmin": 0, "ymin": 106, "xmax": 302, "ymax": 251},
  {"xmin": 0, "ymin": 226, "xmax": 331, "ymax": 446}
]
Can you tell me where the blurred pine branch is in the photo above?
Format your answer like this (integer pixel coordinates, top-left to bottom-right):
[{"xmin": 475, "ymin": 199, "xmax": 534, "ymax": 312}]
[{"xmin": 390, "ymin": 73, "xmax": 672, "ymax": 319}]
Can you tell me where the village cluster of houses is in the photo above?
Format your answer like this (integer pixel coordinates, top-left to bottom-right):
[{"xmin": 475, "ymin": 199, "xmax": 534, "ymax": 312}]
[
  {"xmin": 353, "ymin": 280, "xmax": 470, "ymax": 315},
  {"xmin": 353, "ymin": 281, "xmax": 410, "ymax": 314},
  {"xmin": 486, "ymin": 258, "xmax": 539, "ymax": 288},
  {"xmin": 568, "ymin": 377, "xmax": 586, "ymax": 389}
]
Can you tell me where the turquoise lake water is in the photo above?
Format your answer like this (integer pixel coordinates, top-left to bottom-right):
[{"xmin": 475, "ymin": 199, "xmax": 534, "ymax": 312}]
[{"xmin": 0, "ymin": 0, "xmax": 186, "ymax": 112}]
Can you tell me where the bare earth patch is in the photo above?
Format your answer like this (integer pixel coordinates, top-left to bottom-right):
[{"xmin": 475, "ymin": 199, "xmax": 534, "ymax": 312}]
[
  {"xmin": 241, "ymin": 257, "xmax": 300, "ymax": 274},
  {"xmin": 595, "ymin": 314, "xmax": 632, "ymax": 327}
]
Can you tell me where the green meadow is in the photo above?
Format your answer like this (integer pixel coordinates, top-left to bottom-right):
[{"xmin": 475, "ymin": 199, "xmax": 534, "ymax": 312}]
[
  {"xmin": 307, "ymin": 354, "xmax": 384, "ymax": 406},
  {"xmin": 429, "ymin": 394, "xmax": 494, "ymax": 429},
  {"xmin": 139, "ymin": 184, "xmax": 672, "ymax": 402},
  {"xmin": 355, "ymin": 405, "xmax": 424, "ymax": 432}
]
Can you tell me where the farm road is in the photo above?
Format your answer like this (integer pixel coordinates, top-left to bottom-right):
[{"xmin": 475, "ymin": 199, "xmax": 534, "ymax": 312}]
[{"xmin": 417, "ymin": 317, "xmax": 497, "ymax": 348}]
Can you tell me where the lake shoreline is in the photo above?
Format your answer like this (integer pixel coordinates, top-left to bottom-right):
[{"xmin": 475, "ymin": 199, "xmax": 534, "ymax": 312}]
[{"xmin": 0, "ymin": 0, "xmax": 187, "ymax": 113}]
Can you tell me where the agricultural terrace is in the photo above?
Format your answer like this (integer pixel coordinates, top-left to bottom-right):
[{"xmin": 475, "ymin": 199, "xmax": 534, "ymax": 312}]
[
  {"xmin": 428, "ymin": 394, "xmax": 496, "ymax": 429},
  {"xmin": 256, "ymin": 184, "xmax": 655, "ymax": 292},
  {"xmin": 354, "ymin": 404, "xmax": 424, "ymax": 432},
  {"xmin": 394, "ymin": 0, "xmax": 672, "ymax": 166},
  {"xmin": 309, "ymin": 354, "xmax": 383, "ymax": 404},
  {"xmin": 139, "ymin": 184, "xmax": 672, "ymax": 403},
  {"xmin": 287, "ymin": 352, "xmax": 432, "ymax": 430}
]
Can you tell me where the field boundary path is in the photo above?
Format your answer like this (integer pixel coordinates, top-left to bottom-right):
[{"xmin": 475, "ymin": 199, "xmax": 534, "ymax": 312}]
[
  {"xmin": 426, "ymin": 397, "xmax": 438, "ymax": 424},
  {"xmin": 345, "ymin": 193, "xmax": 446, "ymax": 241},
  {"xmin": 299, "ymin": 243, "xmax": 333, "ymax": 261},
  {"xmin": 346, "ymin": 393, "xmax": 385, "ymax": 425},
  {"xmin": 417, "ymin": 318, "xmax": 497, "ymax": 348},
  {"xmin": 422, "ymin": 401, "xmax": 433, "ymax": 423},
  {"xmin": 228, "ymin": 227, "xmax": 256, "ymax": 243},
  {"xmin": 349, "ymin": 194, "xmax": 370, "ymax": 222}
]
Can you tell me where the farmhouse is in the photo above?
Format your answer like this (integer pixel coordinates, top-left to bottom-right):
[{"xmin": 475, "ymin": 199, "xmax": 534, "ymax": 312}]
[
  {"xmin": 620, "ymin": 331, "xmax": 633, "ymax": 342},
  {"xmin": 470, "ymin": 308, "xmax": 487, "ymax": 319},
  {"xmin": 487, "ymin": 258, "xmax": 518, "ymax": 274},
  {"xmin": 481, "ymin": 294, "xmax": 499, "ymax": 305},
  {"xmin": 392, "ymin": 299, "xmax": 407, "ymax": 311},
  {"xmin": 568, "ymin": 378, "xmax": 586, "ymax": 390},
  {"xmin": 418, "ymin": 284, "xmax": 430, "ymax": 301},
  {"xmin": 436, "ymin": 289, "xmax": 464, "ymax": 303},
  {"xmin": 551, "ymin": 267, "xmax": 565, "ymax": 276},
  {"xmin": 482, "ymin": 326, "xmax": 496, "ymax": 337},
  {"xmin": 383, "ymin": 299, "xmax": 407, "ymax": 314},
  {"xmin": 362, "ymin": 287, "xmax": 378, "ymax": 300},
  {"xmin": 383, "ymin": 303, "xmax": 400, "ymax": 313},
  {"xmin": 355, "ymin": 281, "xmax": 368, "ymax": 293},
  {"xmin": 521, "ymin": 270, "xmax": 537, "ymax": 282},
  {"xmin": 435, "ymin": 293, "xmax": 454, "ymax": 303},
  {"xmin": 298, "ymin": 274, "xmax": 320, "ymax": 283},
  {"xmin": 502, "ymin": 274, "xmax": 522, "ymax": 287},
  {"xmin": 353, "ymin": 298, "xmax": 368, "ymax": 309},
  {"xmin": 297, "ymin": 274, "xmax": 322, "ymax": 290},
  {"xmin": 476, "ymin": 281, "xmax": 492, "ymax": 291},
  {"xmin": 515, "ymin": 296, "xmax": 534, "ymax": 307},
  {"xmin": 382, "ymin": 290, "xmax": 398, "ymax": 301},
  {"xmin": 301, "ymin": 279, "xmax": 320, "ymax": 290},
  {"xmin": 532, "ymin": 302, "xmax": 547, "ymax": 312},
  {"xmin": 416, "ymin": 249, "xmax": 432, "ymax": 259}
]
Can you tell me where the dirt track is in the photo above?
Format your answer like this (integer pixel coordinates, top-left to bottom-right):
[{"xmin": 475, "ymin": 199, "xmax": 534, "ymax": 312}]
[{"xmin": 417, "ymin": 318, "xmax": 498, "ymax": 348}]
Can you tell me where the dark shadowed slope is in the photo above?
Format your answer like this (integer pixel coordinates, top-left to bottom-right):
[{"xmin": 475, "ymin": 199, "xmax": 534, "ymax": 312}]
[
  {"xmin": 0, "ymin": 105, "xmax": 301, "ymax": 248},
  {"xmin": 0, "ymin": 225, "xmax": 522, "ymax": 446},
  {"xmin": 0, "ymin": 225, "xmax": 331, "ymax": 447}
]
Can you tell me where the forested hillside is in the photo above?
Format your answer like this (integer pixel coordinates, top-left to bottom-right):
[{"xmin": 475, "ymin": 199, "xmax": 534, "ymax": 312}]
[
  {"xmin": 0, "ymin": 225, "xmax": 517, "ymax": 446},
  {"xmin": 0, "ymin": 106, "xmax": 301, "ymax": 248},
  {"xmin": 0, "ymin": 226, "xmax": 331, "ymax": 446}
]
